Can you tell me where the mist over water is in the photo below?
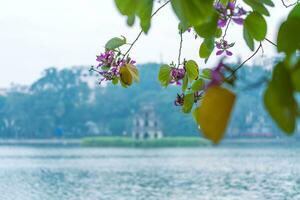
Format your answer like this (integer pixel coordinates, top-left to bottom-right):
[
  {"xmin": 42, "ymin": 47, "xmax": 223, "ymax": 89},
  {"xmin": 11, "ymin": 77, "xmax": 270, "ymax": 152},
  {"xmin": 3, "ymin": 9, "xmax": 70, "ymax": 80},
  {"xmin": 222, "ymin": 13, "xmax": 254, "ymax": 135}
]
[{"xmin": 0, "ymin": 145, "xmax": 299, "ymax": 200}]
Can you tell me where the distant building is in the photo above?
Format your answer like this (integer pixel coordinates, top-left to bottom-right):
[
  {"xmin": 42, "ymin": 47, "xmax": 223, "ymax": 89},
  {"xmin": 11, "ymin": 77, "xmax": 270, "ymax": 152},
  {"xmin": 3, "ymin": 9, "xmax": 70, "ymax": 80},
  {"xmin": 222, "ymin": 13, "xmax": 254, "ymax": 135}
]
[{"xmin": 132, "ymin": 105, "xmax": 163, "ymax": 140}]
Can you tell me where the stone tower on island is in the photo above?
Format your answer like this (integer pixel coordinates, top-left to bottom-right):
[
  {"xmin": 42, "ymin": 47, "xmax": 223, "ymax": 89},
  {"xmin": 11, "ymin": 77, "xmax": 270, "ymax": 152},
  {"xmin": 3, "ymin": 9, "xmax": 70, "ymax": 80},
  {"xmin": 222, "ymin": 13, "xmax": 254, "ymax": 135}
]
[{"xmin": 132, "ymin": 104, "xmax": 163, "ymax": 140}]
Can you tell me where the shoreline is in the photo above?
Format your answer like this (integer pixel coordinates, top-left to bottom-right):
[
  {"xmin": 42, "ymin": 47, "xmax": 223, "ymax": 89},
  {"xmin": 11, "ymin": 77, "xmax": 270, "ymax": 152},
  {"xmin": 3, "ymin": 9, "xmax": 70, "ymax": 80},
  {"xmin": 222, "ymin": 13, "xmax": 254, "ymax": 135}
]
[{"xmin": 0, "ymin": 137, "xmax": 298, "ymax": 147}]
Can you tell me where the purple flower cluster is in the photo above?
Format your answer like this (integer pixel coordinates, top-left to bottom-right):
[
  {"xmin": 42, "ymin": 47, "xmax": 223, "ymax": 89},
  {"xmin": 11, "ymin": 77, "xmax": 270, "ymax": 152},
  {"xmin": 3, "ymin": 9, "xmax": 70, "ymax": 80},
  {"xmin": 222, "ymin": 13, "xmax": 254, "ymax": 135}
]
[
  {"xmin": 215, "ymin": 39, "xmax": 235, "ymax": 56},
  {"xmin": 170, "ymin": 67, "xmax": 186, "ymax": 85},
  {"xmin": 208, "ymin": 61, "xmax": 225, "ymax": 87},
  {"xmin": 215, "ymin": 2, "xmax": 247, "ymax": 28},
  {"xmin": 96, "ymin": 50, "xmax": 115, "ymax": 68},
  {"xmin": 94, "ymin": 50, "xmax": 136, "ymax": 84}
]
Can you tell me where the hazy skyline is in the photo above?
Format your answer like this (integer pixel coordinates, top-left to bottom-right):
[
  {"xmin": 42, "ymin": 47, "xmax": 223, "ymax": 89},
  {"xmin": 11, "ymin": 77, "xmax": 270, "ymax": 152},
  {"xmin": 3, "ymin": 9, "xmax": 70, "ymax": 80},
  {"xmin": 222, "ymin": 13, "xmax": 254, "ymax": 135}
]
[{"xmin": 0, "ymin": 0, "xmax": 293, "ymax": 87}]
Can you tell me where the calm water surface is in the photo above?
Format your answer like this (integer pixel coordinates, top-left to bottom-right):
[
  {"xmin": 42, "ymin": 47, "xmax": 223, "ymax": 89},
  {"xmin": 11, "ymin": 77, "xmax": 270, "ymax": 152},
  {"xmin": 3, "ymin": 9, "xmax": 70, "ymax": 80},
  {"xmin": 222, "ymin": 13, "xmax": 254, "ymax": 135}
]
[{"xmin": 0, "ymin": 145, "xmax": 300, "ymax": 200}]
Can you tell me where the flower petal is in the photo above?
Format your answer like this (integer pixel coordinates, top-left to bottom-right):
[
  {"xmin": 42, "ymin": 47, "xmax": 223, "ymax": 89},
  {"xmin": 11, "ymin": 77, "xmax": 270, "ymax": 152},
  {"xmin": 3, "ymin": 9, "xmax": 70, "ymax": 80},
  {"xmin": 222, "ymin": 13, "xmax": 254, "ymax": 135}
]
[
  {"xmin": 216, "ymin": 50, "xmax": 224, "ymax": 56},
  {"xmin": 226, "ymin": 50, "xmax": 233, "ymax": 56},
  {"xmin": 232, "ymin": 18, "xmax": 244, "ymax": 25},
  {"xmin": 217, "ymin": 19, "xmax": 227, "ymax": 28}
]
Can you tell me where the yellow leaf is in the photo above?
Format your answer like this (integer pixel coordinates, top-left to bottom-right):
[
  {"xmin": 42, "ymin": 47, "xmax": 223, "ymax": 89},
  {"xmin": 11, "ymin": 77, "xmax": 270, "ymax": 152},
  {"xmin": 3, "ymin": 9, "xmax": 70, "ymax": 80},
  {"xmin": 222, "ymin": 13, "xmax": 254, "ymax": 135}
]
[
  {"xmin": 126, "ymin": 64, "xmax": 139, "ymax": 83},
  {"xmin": 197, "ymin": 86, "xmax": 236, "ymax": 144},
  {"xmin": 120, "ymin": 66, "xmax": 133, "ymax": 87}
]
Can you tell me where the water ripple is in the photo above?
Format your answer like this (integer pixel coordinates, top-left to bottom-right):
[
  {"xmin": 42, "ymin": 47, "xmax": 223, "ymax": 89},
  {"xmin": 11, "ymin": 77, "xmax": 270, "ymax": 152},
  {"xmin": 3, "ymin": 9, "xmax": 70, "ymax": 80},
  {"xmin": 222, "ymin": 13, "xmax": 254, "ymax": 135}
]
[{"xmin": 0, "ymin": 146, "xmax": 299, "ymax": 200}]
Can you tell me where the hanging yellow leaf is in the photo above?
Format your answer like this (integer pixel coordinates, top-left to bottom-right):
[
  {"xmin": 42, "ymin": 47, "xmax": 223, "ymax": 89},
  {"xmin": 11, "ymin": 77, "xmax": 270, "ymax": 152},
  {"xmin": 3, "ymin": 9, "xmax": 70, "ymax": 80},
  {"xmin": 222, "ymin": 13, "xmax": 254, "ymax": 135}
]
[
  {"xmin": 197, "ymin": 86, "xmax": 236, "ymax": 144},
  {"xmin": 126, "ymin": 64, "xmax": 139, "ymax": 83},
  {"xmin": 120, "ymin": 66, "xmax": 133, "ymax": 87}
]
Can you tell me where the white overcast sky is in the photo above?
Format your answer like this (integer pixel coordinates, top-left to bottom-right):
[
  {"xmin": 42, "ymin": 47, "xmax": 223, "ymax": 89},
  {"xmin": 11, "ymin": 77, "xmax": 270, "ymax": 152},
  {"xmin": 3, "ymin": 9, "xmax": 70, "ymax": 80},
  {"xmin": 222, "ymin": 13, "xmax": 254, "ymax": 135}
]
[{"xmin": 0, "ymin": 0, "xmax": 295, "ymax": 87}]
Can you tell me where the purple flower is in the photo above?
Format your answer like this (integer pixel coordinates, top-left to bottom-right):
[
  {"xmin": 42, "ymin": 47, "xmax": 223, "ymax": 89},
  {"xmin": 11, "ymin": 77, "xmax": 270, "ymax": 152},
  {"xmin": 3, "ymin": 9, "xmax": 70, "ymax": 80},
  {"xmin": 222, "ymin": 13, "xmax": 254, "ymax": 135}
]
[
  {"xmin": 206, "ymin": 61, "xmax": 225, "ymax": 89},
  {"xmin": 228, "ymin": 2, "xmax": 235, "ymax": 11},
  {"xmin": 215, "ymin": 39, "xmax": 234, "ymax": 56},
  {"xmin": 215, "ymin": 2, "xmax": 248, "ymax": 28},
  {"xmin": 96, "ymin": 50, "xmax": 115, "ymax": 68},
  {"xmin": 232, "ymin": 18, "xmax": 244, "ymax": 25},
  {"xmin": 94, "ymin": 50, "xmax": 137, "ymax": 85},
  {"xmin": 218, "ymin": 19, "xmax": 228, "ymax": 28},
  {"xmin": 170, "ymin": 67, "xmax": 185, "ymax": 85}
]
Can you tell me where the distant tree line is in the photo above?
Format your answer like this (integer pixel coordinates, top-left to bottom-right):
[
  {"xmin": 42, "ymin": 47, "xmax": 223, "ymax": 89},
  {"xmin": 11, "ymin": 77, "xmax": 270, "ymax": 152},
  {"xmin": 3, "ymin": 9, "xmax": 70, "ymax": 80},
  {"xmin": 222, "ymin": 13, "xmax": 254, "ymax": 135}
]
[{"xmin": 0, "ymin": 63, "xmax": 297, "ymax": 139}]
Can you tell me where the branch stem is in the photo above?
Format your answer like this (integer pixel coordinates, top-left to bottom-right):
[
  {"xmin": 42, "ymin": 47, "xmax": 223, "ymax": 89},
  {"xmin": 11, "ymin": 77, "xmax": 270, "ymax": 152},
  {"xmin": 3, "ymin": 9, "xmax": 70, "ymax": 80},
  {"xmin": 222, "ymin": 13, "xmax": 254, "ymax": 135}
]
[
  {"xmin": 177, "ymin": 29, "xmax": 183, "ymax": 67},
  {"xmin": 122, "ymin": 0, "xmax": 170, "ymax": 59},
  {"xmin": 226, "ymin": 42, "xmax": 262, "ymax": 79},
  {"xmin": 264, "ymin": 38, "xmax": 277, "ymax": 47},
  {"xmin": 281, "ymin": 0, "xmax": 299, "ymax": 8}
]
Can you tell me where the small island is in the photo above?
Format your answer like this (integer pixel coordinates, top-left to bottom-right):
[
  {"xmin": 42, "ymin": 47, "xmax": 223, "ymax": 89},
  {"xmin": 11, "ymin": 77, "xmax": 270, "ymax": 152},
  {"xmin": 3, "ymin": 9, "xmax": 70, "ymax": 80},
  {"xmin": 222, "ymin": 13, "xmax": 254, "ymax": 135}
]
[{"xmin": 81, "ymin": 136, "xmax": 211, "ymax": 148}]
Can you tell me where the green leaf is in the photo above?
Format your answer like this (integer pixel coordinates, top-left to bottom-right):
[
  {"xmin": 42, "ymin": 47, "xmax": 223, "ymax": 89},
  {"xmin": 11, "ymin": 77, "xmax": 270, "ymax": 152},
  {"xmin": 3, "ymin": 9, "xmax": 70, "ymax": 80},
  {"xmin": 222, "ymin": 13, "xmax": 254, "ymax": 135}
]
[
  {"xmin": 101, "ymin": 66, "xmax": 110, "ymax": 71},
  {"xmin": 191, "ymin": 79, "xmax": 204, "ymax": 92},
  {"xmin": 244, "ymin": 12, "xmax": 267, "ymax": 41},
  {"xmin": 182, "ymin": 74, "xmax": 188, "ymax": 92},
  {"xmin": 194, "ymin": 12, "xmax": 219, "ymax": 39},
  {"xmin": 185, "ymin": 60, "xmax": 199, "ymax": 81},
  {"xmin": 277, "ymin": 17, "xmax": 300, "ymax": 55},
  {"xmin": 112, "ymin": 78, "xmax": 119, "ymax": 85},
  {"xmin": 199, "ymin": 38, "xmax": 215, "ymax": 59},
  {"xmin": 243, "ymin": 0, "xmax": 270, "ymax": 16},
  {"xmin": 115, "ymin": 0, "xmax": 136, "ymax": 16},
  {"xmin": 136, "ymin": 0, "xmax": 153, "ymax": 33},
  {"xmin": 288, "ymin": 4, "xmax": 300, "ymax": 18},
  {"xmin": 127, "ymin": 15, "xmax": 135, "ymax": 26},
  {"xmin": 260, "ymin": 0, "xmax": 274, "ymax": 7},
  {"xmin": 201, "ymin": 68, "xmax": 212, "ymax": 79},
  {"xmin": 243, "ymin": 25, "xmax": 255, "ymax": 51},
  {"xmin": 171, "ymin": 0, "xmax": 214, "ymax": 28},
  {"xmin": 292, "ymin": 60, "xmax": 300, "ymax": 92},
  {"xmin": 219, "ymin": 0, "xmax": 229, "ymax": 6},
  {"xmin": 115, "ymin": 0, "xmax": 153, "ymax": 33},
  {"xmin": 182, "ymin": 93, "xmax": 194, "ymax": 113},
  {"xmin": 105, "ymin": 36, "xmax": 126, "ymax": 50},
  {"xmin": 215, "ymin": 28, "xmax": 222, "ymax": 38},
  {"xmin": 178, "ymin": 22, "xmax": 191, "ymax": 33},
  {"xmin": 158, "ymin": 65, "xmax": 171, "ymax": 87},
  {"xmin": 264, "ymin": 62, "xmax": 298, "ymax": 134}
]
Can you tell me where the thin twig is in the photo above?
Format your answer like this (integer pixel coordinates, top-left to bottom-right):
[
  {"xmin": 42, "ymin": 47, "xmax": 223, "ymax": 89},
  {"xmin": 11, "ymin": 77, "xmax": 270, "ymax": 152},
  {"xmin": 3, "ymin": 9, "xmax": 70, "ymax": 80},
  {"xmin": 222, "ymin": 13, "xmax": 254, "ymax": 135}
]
[
  {"xmin": 281, "ymin": 0, "xmax": 299, "ymax": 8},
  {"xmin": 122, "ymin": 0, "xmax": 170, "ymax": 59},
  {"xmin": 261, "ymin": 43, "xmax": 264, "ymax": 56},
  {"xmin": 264, "ymin": 38, "xmax": 277, "ymax": 47},
  {"xmin": 222, "ymin": 17, "xmax": 232, "ymax": 39},
  {"xmin": 177, "ymin": 29, "xmax": 183, "ymax": 67},
  {"xmin": 226, "ymin": 42, "xmax": 263, "ymax": 79}
]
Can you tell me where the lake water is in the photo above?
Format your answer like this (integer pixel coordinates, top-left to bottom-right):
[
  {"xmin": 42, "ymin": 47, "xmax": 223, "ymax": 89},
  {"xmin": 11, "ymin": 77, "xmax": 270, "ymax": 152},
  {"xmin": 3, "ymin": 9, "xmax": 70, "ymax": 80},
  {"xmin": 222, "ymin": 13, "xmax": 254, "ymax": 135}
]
[{"xmin": 0, "ymin": 145, "xmax": 300, "ymax": 200}]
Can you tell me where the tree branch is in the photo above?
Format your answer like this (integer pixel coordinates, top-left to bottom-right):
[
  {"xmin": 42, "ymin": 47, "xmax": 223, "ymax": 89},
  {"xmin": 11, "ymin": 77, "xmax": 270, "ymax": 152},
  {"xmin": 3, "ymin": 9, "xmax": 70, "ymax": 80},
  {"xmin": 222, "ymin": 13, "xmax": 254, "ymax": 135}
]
[
  {"xmin": 177, "ymin": 29, "xmax": 183, "ymax": 67},
  {"xmin": 264, "ymin": 38, "xmax": 277, "ymax": 47},
  {"xmin": 123, "ymin": 0, "xmax": 170, "ymax": 59},
  {"xmin": 281, "ymin": 0, "xmax": 299, "ymax": 8},
  {"xmin": 226, "ymin": 42, "xmax": 262, "ymax": 79},
  {"xmin": 222, "ymin": 17, "xmax": 232, "ymax": 39}
]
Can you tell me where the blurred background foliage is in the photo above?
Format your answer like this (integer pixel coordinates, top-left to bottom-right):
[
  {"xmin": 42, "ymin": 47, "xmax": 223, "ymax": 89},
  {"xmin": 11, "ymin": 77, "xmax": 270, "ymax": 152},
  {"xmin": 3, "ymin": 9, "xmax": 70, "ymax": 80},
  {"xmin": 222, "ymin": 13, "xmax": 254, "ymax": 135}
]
[{"xmin": 0, "ymin": 62, "xmax": 298, "ymax": 139}]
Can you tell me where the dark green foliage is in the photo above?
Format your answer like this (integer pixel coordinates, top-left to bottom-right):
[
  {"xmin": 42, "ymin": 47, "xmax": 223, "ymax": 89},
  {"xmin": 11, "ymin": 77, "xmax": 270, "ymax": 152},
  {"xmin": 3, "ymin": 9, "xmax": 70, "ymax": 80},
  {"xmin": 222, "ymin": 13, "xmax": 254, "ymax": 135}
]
[{"xmin": 264, "ymin": 62, "xmax": 298, "ymax": 133}]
